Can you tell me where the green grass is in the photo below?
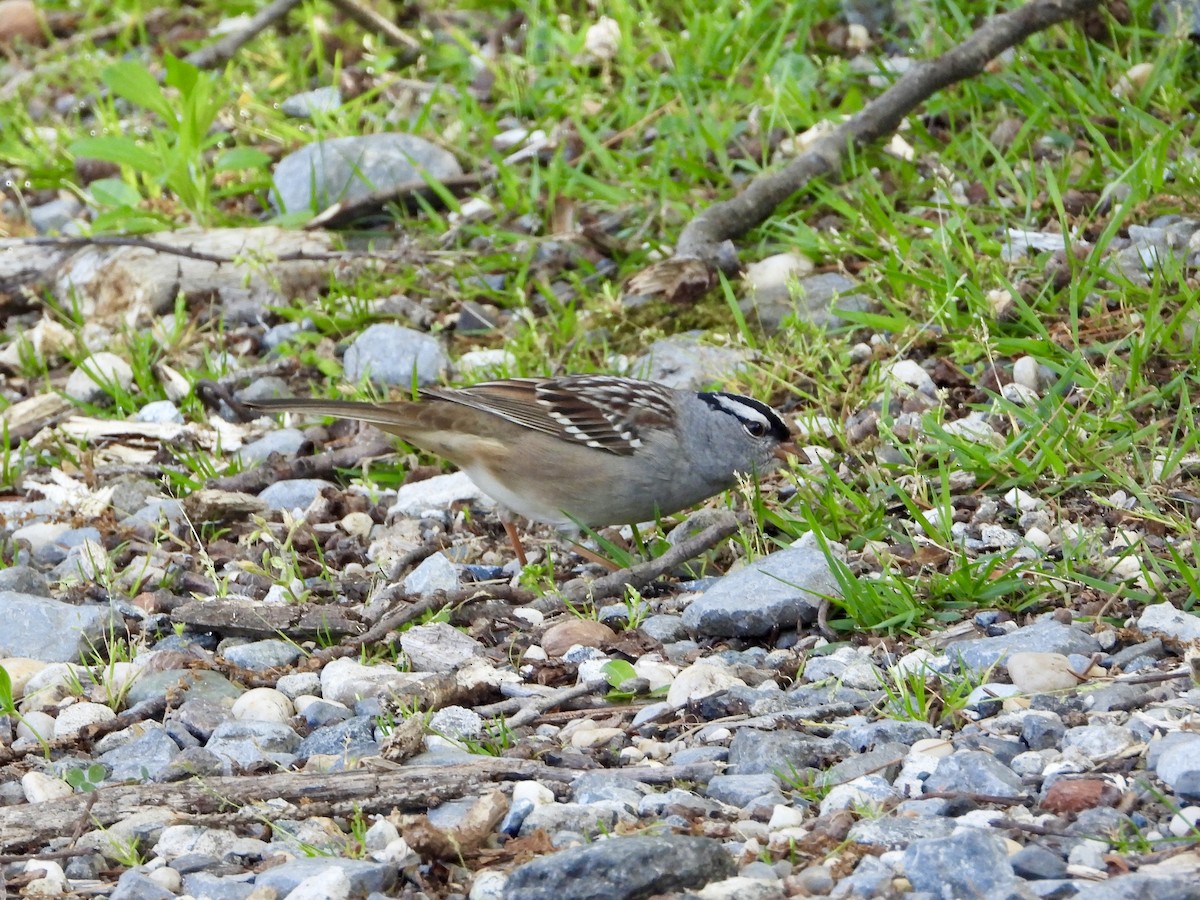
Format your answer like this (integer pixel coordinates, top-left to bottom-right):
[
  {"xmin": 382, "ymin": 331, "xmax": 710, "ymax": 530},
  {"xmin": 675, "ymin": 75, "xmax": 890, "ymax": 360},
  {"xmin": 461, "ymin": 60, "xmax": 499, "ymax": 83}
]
[{"xmin": 1, "ymin": 0, "xmax": 1198, "ymax": 639}]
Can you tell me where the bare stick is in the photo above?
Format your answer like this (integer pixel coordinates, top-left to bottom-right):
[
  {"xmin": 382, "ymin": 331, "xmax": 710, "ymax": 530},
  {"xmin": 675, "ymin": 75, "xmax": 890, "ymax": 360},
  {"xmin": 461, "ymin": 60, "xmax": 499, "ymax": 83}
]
[
  {"xmin": 327, "ymin": 0, "xmax": 422, "ymax": 50},
  {"xmin": 184, "ymin": 0, "xmax": 306, "ymax": 70},
  {"xmin": 671, "ymin": 0, "xmax": 1100, "ymax": 267}
]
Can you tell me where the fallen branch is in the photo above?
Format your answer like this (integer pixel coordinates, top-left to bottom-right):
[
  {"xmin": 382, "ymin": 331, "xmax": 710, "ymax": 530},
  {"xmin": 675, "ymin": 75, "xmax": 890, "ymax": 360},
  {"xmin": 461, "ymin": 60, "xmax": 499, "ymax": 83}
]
[
  {"xmin": 184, "ymin": 0, "xmax": 306, "ymax": 70},
  {"xmin": 649, "ymin": 0, "xmax": 1101, "ymax": 278}
]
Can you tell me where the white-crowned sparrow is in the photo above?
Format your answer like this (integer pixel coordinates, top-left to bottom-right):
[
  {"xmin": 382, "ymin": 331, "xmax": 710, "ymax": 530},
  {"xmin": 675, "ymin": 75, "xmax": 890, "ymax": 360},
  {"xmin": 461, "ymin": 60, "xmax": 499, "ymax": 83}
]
[{"xmin": 245, "ymin": 375, "xmax": 793, "ymax": 563}]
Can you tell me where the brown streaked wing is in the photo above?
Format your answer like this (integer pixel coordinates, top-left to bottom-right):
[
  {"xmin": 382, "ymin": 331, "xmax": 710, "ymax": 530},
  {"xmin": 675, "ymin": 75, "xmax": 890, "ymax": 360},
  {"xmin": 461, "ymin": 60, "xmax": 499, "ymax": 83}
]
[{"xmin": 419, "ymin": 378, "xmax": 565, "ymax": 439}]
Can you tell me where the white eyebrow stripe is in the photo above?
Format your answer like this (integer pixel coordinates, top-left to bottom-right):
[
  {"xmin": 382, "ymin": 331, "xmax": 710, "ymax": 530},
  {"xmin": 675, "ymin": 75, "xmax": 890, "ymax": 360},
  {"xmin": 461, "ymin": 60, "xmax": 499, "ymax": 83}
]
[{"xmin": 708, "ymin": 394, "xmax": 773, "ymax": 427}]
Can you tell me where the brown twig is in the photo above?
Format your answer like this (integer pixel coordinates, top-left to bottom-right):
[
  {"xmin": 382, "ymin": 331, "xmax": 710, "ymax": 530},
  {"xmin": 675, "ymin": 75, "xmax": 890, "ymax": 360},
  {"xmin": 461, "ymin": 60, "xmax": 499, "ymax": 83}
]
[
  {"xmin": 667, "ymin": 0, "xmax": 1101, "ymax": 269},
  {"xmin": 326, "ymin": 0, "xmax": 422, "ymax": 51},
  {"xmin": 184, "ymin": 0, "xmax": 306, "ymax": 70}
]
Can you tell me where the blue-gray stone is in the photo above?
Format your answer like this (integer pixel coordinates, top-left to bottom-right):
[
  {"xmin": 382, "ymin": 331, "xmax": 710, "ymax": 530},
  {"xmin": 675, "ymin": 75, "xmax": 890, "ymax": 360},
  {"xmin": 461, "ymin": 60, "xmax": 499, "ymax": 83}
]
[
  {"xmin": 237, "ymin": 430, "xmax": 308, "ymax": 466},
  {"xmin": 253, "ymin": 857, "xmax": 398, "ymax": 896},
  {"xmin": 342, "ymin": 323, "xmax": 448, "ymax": 388},
  {"xmin": 205, "ymin": 720, "xmax": 301, "ymax": 768},
  {"xmin": 258, "ymin": 479, "xmax": 335, "ymax": 511},
  {"xmin": 923, "ymin": 751, "xmax": 1025, "ymax": 798},
  {"xmin": 134, "ymin": 400, "xmax": 184, "ymax": 424},
  {"xmin": 271, "ymin": 132, "xmax": 462, "ymax": 214},
  {"xmin": 98, "ymin": 723, "xmax": 180, "ymax": 782},
  {"xmin": 501, "ymin": 834, "xmax": 734, "ymax": 899},
  {"xmin": 682, "ymin": 536, "xmax": 839, "ymax": 638},
  {"xmin": 0, "ymin": 565, "xmax": 50, "ymax": 596},
  {"xmin": 280, "ymin": 86, "xmax": 342, "ymax": 118},
  {"xmin": 220, "ymin": 639, "xmax": 303, "ymax": 671},
  {"xmin": 296, "ymin": 716, "xmax": 378, "ymax": 761},
  {"xmin": 126, "ymin": 670, "xmax": 242, "ymax": 707},
  {"xmin": 950, "ymin": 620, "xmax": 1101, "ymax": 674},
  {"xmin": 902, "ymin": 829, "xmax": 1016, "ymax": 896},
  {"xmin": 109, "ymin": 868, "xmax": 175, "ymax": 900},
  {"xmin": 0, "ymin": 591, "xmax": 119, "ymax": 662}
]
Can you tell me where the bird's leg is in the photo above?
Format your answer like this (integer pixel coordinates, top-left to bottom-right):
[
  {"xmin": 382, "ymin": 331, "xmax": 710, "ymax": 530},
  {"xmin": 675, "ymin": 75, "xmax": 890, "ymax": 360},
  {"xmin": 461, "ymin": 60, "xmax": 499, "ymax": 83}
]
[{"xmin": 502, "ymin": 519, "xmax": 528, "ymax": 567}]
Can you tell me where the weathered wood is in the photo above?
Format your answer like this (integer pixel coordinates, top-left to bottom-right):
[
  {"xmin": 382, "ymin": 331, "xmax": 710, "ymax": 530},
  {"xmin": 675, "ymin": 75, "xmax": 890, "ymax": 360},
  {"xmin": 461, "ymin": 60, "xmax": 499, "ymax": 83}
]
[
  {"xmin": 171, "ymin": 598, "xmax": 367, "ymax": 640},
  {"xmin": 0, "ymin": 759, "xmax": 561, "ymax": 852},
  {"xmin": 0, "ymin": 760, "xmax": 722, "ymax": 852}
]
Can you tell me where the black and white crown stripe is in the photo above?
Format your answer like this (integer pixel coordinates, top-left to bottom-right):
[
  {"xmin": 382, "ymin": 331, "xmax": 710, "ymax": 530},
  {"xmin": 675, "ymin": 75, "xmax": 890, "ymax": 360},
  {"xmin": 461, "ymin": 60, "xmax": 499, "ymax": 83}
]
[{"xmin": 697, "ymin": 392, "xmax": 792, "ymax": 442}]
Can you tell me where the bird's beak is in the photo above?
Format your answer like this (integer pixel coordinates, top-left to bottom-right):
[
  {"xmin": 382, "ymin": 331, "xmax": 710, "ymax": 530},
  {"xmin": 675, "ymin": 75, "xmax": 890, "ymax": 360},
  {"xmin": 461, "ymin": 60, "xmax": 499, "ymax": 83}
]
[{"xmin": 773, "ymin": 441, "xmax": 797, "ymax": 462}]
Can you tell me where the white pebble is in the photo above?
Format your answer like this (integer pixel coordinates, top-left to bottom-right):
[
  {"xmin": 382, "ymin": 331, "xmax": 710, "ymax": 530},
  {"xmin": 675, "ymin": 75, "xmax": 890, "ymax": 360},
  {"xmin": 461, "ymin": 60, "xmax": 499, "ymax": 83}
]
[
  {"xmin": 53, "ymin": 701, "xmax": 116, "ymax": 740},
  {"xmin": 1012, "ymin": 356, "xmax": 1041, "ymax": 390},
  {"xmin": 230, "ymin": 688, "xmax": 294, "ymax": 723},
  {"xmin": 64, "ymin": 352, "xmax": 134, "ymax": 403},
  {"xmin": 1024, "ymin": 526, "xmax": 1052, "ymax": 550},
  {"xmin": 22, "ymin": 772, "xmax": 73, "ymax": 804}
]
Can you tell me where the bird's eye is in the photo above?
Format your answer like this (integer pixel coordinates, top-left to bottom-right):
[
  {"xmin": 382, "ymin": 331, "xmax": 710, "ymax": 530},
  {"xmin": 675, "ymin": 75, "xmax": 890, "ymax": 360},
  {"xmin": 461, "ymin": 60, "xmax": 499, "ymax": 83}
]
[{"xmin": 743, "ymin": 420, "xmax": 768, "ymax": 438}]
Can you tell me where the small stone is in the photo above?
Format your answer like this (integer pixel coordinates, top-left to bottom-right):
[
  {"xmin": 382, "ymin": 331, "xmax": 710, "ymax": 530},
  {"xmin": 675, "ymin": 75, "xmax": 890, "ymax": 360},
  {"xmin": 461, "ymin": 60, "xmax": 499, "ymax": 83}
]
[
  {"xmin": 53, "ymin": 701, "xmax": 116, "ymax": 740},
  {"xmin": 882, "ymin": 359, "xmax": 935, "ymax": 395},
  {"xmin": 400, "ymin": 621, "xmax": 483, "ymax": 673},
  {"xmin": 342, "ymin": 323, "xmax": 448, "ymax": 388},
  {"xmin": 1012, "ymin": 356, "xmax": 1041, "ymax": 391},
  {"xmin": 281, "ymin": 86, "xmax": 343, "ymax": 118},
  {"xmin": 231, "ymin": 688, "xmax": 294, "ymax": 724},
  {"xmin": 64, "ymin": 352, "xmax": 134, "ymax": 403},
  {"xmin": 403, "ymin": 553, "xmax": 460, "ymax": 596},
  {"xmin": 541, "ymin": 619, "xmax": 615, "ymax": 658},
  {"xmin": 1007, "ymin": 652, "xmax": 1082, "ymax": 693},
  {"xmin": 22, "ymin": 772, "xmax": 72, "ymax": 803},
  {"xmin": 1137, "ymin": 602, "xmax": 1200, "ymax": 641},
  {"xmin": 666, "ymin": 659, "xmax": 746, "ymax": 709}
]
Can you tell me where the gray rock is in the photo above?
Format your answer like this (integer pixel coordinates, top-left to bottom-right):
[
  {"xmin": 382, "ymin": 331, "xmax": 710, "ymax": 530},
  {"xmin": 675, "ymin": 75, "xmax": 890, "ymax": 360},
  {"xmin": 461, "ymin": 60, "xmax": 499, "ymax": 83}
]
[
  {"xmin": 179, "ymin": 872, "xmax": 256, "ymax": 900},
  {"xmin": 126, "ymin": 670, "xmax": 242, "ymax": 708},
  {"xmin": 271, "ymin": 132, "xmax": 462, "ymax": 214},
  {"xmin": 1021, "ymin": 712, "xmax": 1066, "ymax": 751},
  {"xmin": 818, "ymin": 743, "xmax": 907, "ymax": 787},
  {"xmin": 1084, "ymin": 873, "xmax": 1200, "ymax": 900},
  {"xmin": 134, "ymin": 400, "xmax": 184, "ymax": 424},
  {"xmin": 742, "ymin": 271, "xmax": 871, "ymax": 332},
  {"xmin": 640, "ymin": 614, "xmax": 688, "ymax": 644},
  {"xmin": 502, "ymin": 834, "xmax": 735, "ymax": 898},
  {"xmin": 705, "ymin": 773, "xmax": 782, "ymax": 808},
  {"xmin": 220, "ymin": 639, "xmax": 302, "ymax": 671},
  {"xmin": 427, "ymin": 705, "xmax": 483, "ymax": 741},
  {"xmin": 1010, "ymin": 844, "xmax": 1067, "ymax": 880},
  {"xmin": 727, "ymin": 728, "xmax": 849, "ymax": 776},
  {"xmin": 950, "ymin": 620, "xmax": 1101, "ymax": 674},
  {"xmin": 0, "ymin": 591, "xmax": 119, "ymax": 662},
  {"xmin": 841, "ymin": 719, "xmax": 936, "ymax": 752},
  {"xmin": 254, "ymin": 857, "xmax": 397, "ymax": 897},
  {"xmin": 902, "ymin": 829, "xmax": 1017, "ymax": 896},
  {"xmin": 570, "ymin": 773, "xmax": 651, "ymax": 809},
  {"xmin": 97, "ymin": 723, "xmax": 180, "ymax": 782},
  {"xmin": 518, "ymin": 801, "xmax": 631, "ymax": 838},
  {"xmin": 402, "ymin": 552, "xmax": 460, "ymax": 596},
  {"xmin": 1155, "ymin": 734, "xmax": 1200, "ymax": 797},
  {"xmin": 0, "ymin": 565, "xmax": 50, "ymax": 596},
  {"xmin": 108, "ymin": 868, "xmax": 175, "ymax": 900},
  {"xmin": 30, "ymin": 196, "xmax": 83, "ymax": 234},
  {"xmin": 848, "ymin": 815, "xmax": 957, "ymax": 849},
  {"xmin": 399, "ymin": 621, "xmax": 482, "ymax": 673},
  {"xmin": 280, "ymin": 86, "xmax": 343, "ymax": 118},
  {"xmin": 237, "ymin": 429, "xmax": 308, "ymax": 466},
  {"xmin": 682, "ymin": 536, "xmax": 838, "ymax": 637},
  {"xmin": 923, "ymin": 750, "xmax": 1025, "ymax": 798},
  {"xmin": 830, "ymin": 854, "xmax": 895, "ymax": 898},
  {"xmin": 631, "ymin": 334, "xmax": 754, "ymax": 390},
  {"xmin": 1062, "ymin": 723, "xmax": 1137, "ymax": 761},
  {"xmin": 65, "ymin": 352, "xmax": 134, "ymax": 403},
  {"xmin": 258, "ymin": 478, "xmax": 335, "ymax": 511},
  {"xmin": 1137, "ymin": 602, "xmax": 1200, "ymax": 641},
  {"xmin": 296, "ymin": 716, "xmax": 379, "ymax": 761},
  {"xmin": 343, "ymin": 323, "xmax": 448, "ymax": 387},
  {"xmin": 205, "ymin": 720, "xmax": 301, "ymax": 769},
  {"xmin": 300, "ymin": 699, "xmax": 352, "ymax": 728}
]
